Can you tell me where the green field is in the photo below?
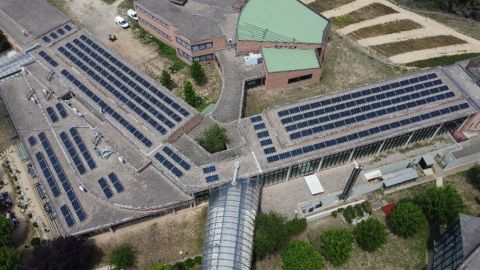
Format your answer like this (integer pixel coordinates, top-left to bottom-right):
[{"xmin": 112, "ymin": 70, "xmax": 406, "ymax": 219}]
[
  {"xmin": 348, "ymin": 19, "xmax": 423, "ymax": 40},
  {"xmin": 370, "ymin": 35, "xmax": 467, "ymax": 57},
  {"xmin": 331, "ymin": 3, "xmax": 398, "ymax": 28}
]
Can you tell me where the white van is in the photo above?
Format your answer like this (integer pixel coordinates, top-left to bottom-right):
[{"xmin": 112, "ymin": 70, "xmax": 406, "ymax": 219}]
[{"xmin": 127, "ymin": 9, "xmax": 138, "ymax": 21}]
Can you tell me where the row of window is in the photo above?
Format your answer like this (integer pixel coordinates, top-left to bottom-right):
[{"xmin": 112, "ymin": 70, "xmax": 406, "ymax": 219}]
[
  {"xmin": 288, "ymin": 74, "xmax": 313, "ymax": 84},
  {"xmin": 254, "ymin": 117, "xmax": 466, "ymax": 187},
  {"xmin": 136, "ymin": 6, "xmax": 169, "ymax": 28},
  {"xmin": 139, "ymin": 18, "xmax": 171, "ymax": 41},
  {"xmin": 177, "ymin": 49, "xmax": 213, "ymax": 62},
  {"xmin": 176, "ymin": 37, "xmax": 213, "ymax": 52}
]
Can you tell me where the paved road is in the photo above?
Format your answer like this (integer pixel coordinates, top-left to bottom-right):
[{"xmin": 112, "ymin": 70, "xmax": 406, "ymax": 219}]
[{"xmin": 212, "ymin": 49, "xmax": 264, "ymax": 123}]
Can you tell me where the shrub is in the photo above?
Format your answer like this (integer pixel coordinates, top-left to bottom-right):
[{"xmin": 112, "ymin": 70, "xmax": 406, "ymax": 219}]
[
  {"xmin": 286, "ymin": 218, "xmax": 307, "ymax": 237},
  {"xmin": 174, "ymin": 262, "xmax": 185, "ymax": 270},
  {"xmin": 109, "ymin": 244, "xmax": 136, "ymax": 270},
  {"xmin": 146, "ymin": 264, "xmax": 174, "ymax": 270},
  {"xmin": 343, "ymin": 206, "xmax": 355, "ymax": 223},
  {"xmin": 253, "ymin": 212, "xmax": 289, "ymax": 260},
  {"xmin": 197, "ymin": 124, "xmax": 228, "ymax": 153},
  {"xmin": 416, "ymin": 185, "xmax": 465, "ymax": 226},
  {"xmin": 361, "ymin": 201, "xmax": 372, "ymax": 214},
  {"xmin": 320, "ymin": 229, "xmax": 354, "ymax": 266},
  {"xmin": 281, "ymin": 240, "xmax": 324, "ymax": 270},
  {"xmin": 189, "ymin": 61, "xmax": 206, "ymax": 85},
  {"xmin": 194, "ymin": 256, "xmax": 202, "ymax": 265},
  {"xmin": 354, "ymin": 205, "xmax": 364, "ymax": 217},
  {"xmin": 184, "ymin": 258, "xmax": 194, "ymax": 268},
  {"xmin": 331, "ymin": 210, "xmax": 338, "ymax": 218},
  {"xmin": 466, "ymin": 166, "xmax": 480, "ymax": 190},
  {"xmin": 389, "ymin": 202, "xmax": 426, "ymax": 238},
  {"xmin": 0, "ymin": 215, "xmax": 13, "ymax": 247},
  {"xmin": 30, "ymin": 237, "xmax": 41, "ymax": 247},
  {"xmin": 183, "ymin": 81, "xmax": 196, "ymax": 107},
  {"xmin": 160, "ymin": 70, "xmax": 174, "ymax": 90},
  {"xmin": 0, "ymin": 247, "xmax": 20, "ymax": 270},
  {"xmin": 354, "ymin": 219, "xmax": 387, "ymax": 252},
  {"xmin": 0, "ymin": 30, "xmax": 10, "ymax": 53}
]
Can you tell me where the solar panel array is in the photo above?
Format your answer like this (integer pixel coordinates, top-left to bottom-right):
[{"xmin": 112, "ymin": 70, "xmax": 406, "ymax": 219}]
[
  {"xmin": 266, "ymin": 103, "xmax": 471, "ymax": 163},
  {"xmin": 28, "ymin": 136, "xmax": 37, "ymax": 146},
  {"xmin": 38, "ymin": 132, "xmax": 86, "ymax": 222},
  {"xmin": 202, "ymin": 165, "xmax": 219, "ymax": 183},
  {"xmin": 60, "ymin": 69, "xmax": 153, "ymax": 147},
  {"xmin": 35, "ymin": 152, "xmax": 61, "ymax": 197},
  {"xmin": 46, "ymin": 106, "xmax": 59, "ymax": 123},
  {"xmin": 59, "ymin": 131, "xmax": 86, "ymax": 175},
  {"xmin": 205, "ymin": 174, "xmax": 219, "ymax": 183},
  {"xmin": 38, "ymin": 51, "xmax": 58, "ymax": 67},
  {"xmin": 42, "ymin": 24, "xmax": 73, "ymax": 43},
  {"xmin": 69, "ymin": 127, "xmax": 96, "ymax": 170},
  {"xmin": 162, "ymin": 146, "xmax": 191, "ymax": 170},
  {"xmin": 202, "ymin": 165, "xmax": 216, "ymax": 174},
  {"xmin": 154, "ymin": 152, "xmax": 184, "ymax": 178},
  {"xmin": 276, "ymin": 73, "xmax": 458, "ymax": 141},
  {"xmin": 60, "ymin": 204, "xmax": 75, "ymax": 227},
  {"xmin": 55, "ymin": 103, "xmax": 68, "ymax": 118},
  {"xmin": 251, "ymin": 115, "xmax": 277, "ymax": 155},
  {"xmin": 108, "ymin": 172, "xmax": 124, "ymax": 193},
  {"xmin": 58, "ymin": 35, "xmax": 189, "ymax": 137},
  {"xmin": 98, "ymin": 177, "xmax": 113, "ymax": 199}
]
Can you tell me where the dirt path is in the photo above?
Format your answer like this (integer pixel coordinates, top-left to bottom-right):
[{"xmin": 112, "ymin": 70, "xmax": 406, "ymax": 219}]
[{"xmin": 319, "ymin": 0, "xmax": 480, "ymax": 63}]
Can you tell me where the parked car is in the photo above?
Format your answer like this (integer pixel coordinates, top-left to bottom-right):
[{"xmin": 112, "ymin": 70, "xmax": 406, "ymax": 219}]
[
  {"xmin": 127, "ymin": 9, "xmax": 138, "ymax": 21},
  {"xmin": 115, "ymin": 16, "xmax": 129, "ymax": 29}
]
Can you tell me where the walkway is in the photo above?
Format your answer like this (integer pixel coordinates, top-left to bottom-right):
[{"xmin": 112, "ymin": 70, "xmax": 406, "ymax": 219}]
[{"xmin": 212, "ymin": 49, "xmax": 264, "ymax": 123}]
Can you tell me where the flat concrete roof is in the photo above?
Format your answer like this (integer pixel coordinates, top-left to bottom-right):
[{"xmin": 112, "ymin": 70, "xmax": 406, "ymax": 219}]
[
  {"xmin": 262, "ymin": 47, "xmax": 319, "ymax": 73},
  {"xmin": 237, "ymin": 0, "xmax": 329, "ymax": 44}
]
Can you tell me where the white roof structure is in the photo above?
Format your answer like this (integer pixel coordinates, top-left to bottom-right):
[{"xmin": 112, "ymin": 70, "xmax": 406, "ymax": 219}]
[
  {"xmin": 304, "ymin": 174, "xmax": 324, "ymax": 195},
  {"xmin": 364, "ymin": 170, "xmax": 382, "ymax": 181}
]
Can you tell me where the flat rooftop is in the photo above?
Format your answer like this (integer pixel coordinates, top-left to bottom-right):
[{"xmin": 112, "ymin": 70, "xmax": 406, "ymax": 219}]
[
  {"xmin": 237, "ymin": 0, "xmax": 329, "ymax": 44},
  {"xmin": 262, "ymin": 47, "xmax": 320, "ymax": 73}
]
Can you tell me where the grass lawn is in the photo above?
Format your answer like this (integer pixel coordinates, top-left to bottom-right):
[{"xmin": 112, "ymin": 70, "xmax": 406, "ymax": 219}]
[
  {"xmin": 370, "ymin": 35, "xmax": 467, "ymax": 57},
  {"xmin": 406, "ymin": 53, "xmax": 480, "ymax": 67},
  {"xmin": 308, "ymin": 0, "xmax": 356, "ymax": 13},
  {"xmin": 244, "ymin": 32, "xmax": 407, "ymax": 116},
  {"xmin": 348, "ymin": 19, "xmax": 423, "ymax": 40},
  {"xmin": 331, "ymin": 3, "xmax": 398, "ymax": 28},
  {"xmin": 444, "ymin": 172, "xmax": 480, "ymax": 216}
]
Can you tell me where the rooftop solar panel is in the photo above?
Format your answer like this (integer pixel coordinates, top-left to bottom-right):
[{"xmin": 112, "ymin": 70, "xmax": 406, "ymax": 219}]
[
  {"xmin": 108, "ymin": 172, "xmax": 124, "ymax": 193},
  {"xmin": 98, "ymin": 177, "xmax": 113, "ymax": 198}
]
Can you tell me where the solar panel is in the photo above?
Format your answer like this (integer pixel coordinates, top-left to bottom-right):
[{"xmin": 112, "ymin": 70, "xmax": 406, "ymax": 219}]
[
  {"xmin": 60, "ymin": 205, "xmax": 75, "ymax": 227},
  {"xmin": 162, "ymin": 146, "xmax": 191, "ymax": 170},
  {"xmin": 59, "ymin": 132, "xmax": 86, "ymax": 175},
  {"xmin": 42, "ymin": 36, "xmax": 51, "ymax": 43},
  {"xmin": 35, "ymin": 152, "xmax": 60, "ymax": 197},
  {"xmin": 205, "ymin": 174, "xmax": 219, "ymax": 183},
  {"xmin": 69, "ymin": 127, "xmax": 96, "ymax": 170},
  {"xmin": 64, "ymin": 24, "xmax": 72, "ymax": 31},
  {"xmin": 202, "ymin": 165, "xmax": 216, "ymax": 174},
  {"xmin": 98, "ymin": 177, "xmax": 113, "ymax": 198},
  {"xmin": 46, "ymin": 107, "xmax": 59, "ymax": 123},
  {"xmin": 28, "ymin": 136, "xmax": 37, "ymax": 146},
  {"xmin": 108, "ymin": 172, "xmax": 124, "ymax": 193},
  {"xmin": 55, "ymin": 103, "xmax": 68, "ymax": 118},
  {"xmin": 154, "ymin": 153, "xmax": 184, "ymax": 177}
]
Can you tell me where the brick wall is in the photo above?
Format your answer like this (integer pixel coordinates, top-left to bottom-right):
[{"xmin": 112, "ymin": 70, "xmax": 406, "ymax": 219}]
[{"xmin": 265, "ymin": 67, "xmax": 323, "ymax": 90}]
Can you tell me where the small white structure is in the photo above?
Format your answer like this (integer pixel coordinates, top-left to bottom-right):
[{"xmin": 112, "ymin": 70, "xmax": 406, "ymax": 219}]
[
  {"xmin": 244, "ymin": 53, "xmax": 262, "ymax": 66},
  {"xmin": 364, "ymin": 170, "xmax": 382, "ymax": 181},
  {"xmin": 304, "ymin": 174, "xmax": 324, "ymax": 195}
]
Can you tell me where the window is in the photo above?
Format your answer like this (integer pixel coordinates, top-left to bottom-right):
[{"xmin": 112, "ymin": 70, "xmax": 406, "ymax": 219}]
[
  {"xmin": 288, "ymin": 74, "xmax": 313, "ymax": 84},
  {"xmin": 177, "ymin": 49, "xmax": 213, "ymax": 62},
  {"xmin": 177, "ymin": 37, "xmax": 213, "ymax": 52},
  {"xmin": 136, "ymin": 6, "xmax": 169, "ymax": 28},
  {"xmin": 139, "ymin": 18, "xmax": 171, "ymax": 41}
]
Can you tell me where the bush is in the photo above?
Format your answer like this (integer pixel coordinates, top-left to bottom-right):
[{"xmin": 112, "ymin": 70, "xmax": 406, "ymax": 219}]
[
  {"xmin": 342, "ymin": 206, "xmax": 355, "ymax": 223},
  {"xmin": 30, "ymin": 237, "xmax": 41, "ymax": 247},
  {"xmin": 160, "ymin": 70, "xmax": 174, "ymax": 90},
  {"xmin": 184, "ymin": 258, "xmax": 194, "ymax": 268},
  {"xmin": 320, "ymin": 229, "xmax": 354, "ymax": 266},
  {"xmin": 197, "ymin": 124, "xmax": 228, "ymax": 153},
  {"xmin": 0, "ymin": 216, "xmax": 13, "ymax": 247},
  {"xmin": 0, "ymin": 246, "xmax": 20, "ymax": 270},
  {"xmin": 194, "ymin": 256, "xmax": 202, "ymax": 265},
  {"xmin": 389, "ymin": 202, "xmax": 426, "ymax": 238},
  {"xmin": 361, "ymin": 201, "xmax": 372, "ymax": 214},
  {"xmin": 109, "ymin": 244, "xmax": 136, "ymax": 270},
  {"xmin": 174, "ymin": 261, "xmax": 185, "ymax": 270},
  {"xmin": 0, "ymin": 30, "xmax": 10, "ymax": 53},
  {"xmin": 466, "ymin": 166, "xmax": 480, "ymax": 190},
  {"xmin": 183, "ymin": 81, "xmax": 196, "ymax": 107},
  {"xmin": 354, "ymin": 219, "xmax": 387, "ymax": 252},
  {"xmin": 331, "ymin": 210, "xmax": 338, "ymax": 218},
  {"xmin": 253, "ymin": 212, "xmax": 289, "ymax": 260},
  {"xmin": 146, "ymin": 264, "xmax": 174, "ymax": 270},
  {"xmin": 286, "ymin": 218, "xmax": 307, "ymax": 237},
  {"xmin": 354, "ymin": 205, "xmax": 364, "ymax": 217},
  {"xmin": 281, "ymin": 240, "xmax": 324, "ymax": 270},
  {"xmin": 416, "ymin": 185, "xmax": 465, "ymax": 226},
  {"xmin": 189, "ymin": 61, "xmax": 206, "ymax": 85}
]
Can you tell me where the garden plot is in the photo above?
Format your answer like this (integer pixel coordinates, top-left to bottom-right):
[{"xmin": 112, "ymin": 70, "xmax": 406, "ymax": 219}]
[
  {"xmin": 348, "ymin": 19, "xmax": 423, "ymax": 40},
  {"xmin": 330, "ymin": 3, "xmax": 398, "ymax": 28}
]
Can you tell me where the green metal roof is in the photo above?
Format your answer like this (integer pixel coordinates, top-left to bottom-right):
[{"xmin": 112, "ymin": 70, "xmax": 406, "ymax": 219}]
[
  {"xmin": 262, "ymin": 48, "xmax": 320, "ymax": 73},
  {"xmin": 237, "ymin": 0, "xmax": 329, "ymax": 44}
]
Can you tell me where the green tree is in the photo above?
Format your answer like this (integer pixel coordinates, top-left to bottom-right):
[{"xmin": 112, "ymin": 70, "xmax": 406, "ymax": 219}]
[
  {"xmin": 389, "ymin": 201, "xmax": 426, "ymax": 238},
  {"xmin": 416, "ymin": 185, "xmax": 465, "ymax": 226},
  {"xmin": 320, "ymin": 229, "xmax": 354, "ymax": 266},
  {"xmin": 160, "ymin": 70, "xmax": 174, "ymax": 90},
  {"xmin": 197, "ymin": 124, "xmax": 228, "ymax": 153},
  {"xmin": 254, "ymin": 212, "xmax": 289, "ymax": 260},
  {"xmin": 0, "ymin": 246, "xmax": 20, "ymax": 270},
  {"xmin": 189, "ymin": 61, "xmax": 206, "ymax": 85},
  {"xmin": 0, "ymin": 216, "xmax": 13, "ymax": 247},
  {"xmin": 0, "ymin": 30, "xmax": 10, "ymax": 53},
  {"xmin": 183, "ymin": 81, "xmax": 196, "ymax": 107},
  {"xmin": 281, "ymin": 240, "xmax": 324, "ymax": 270},
  {"xmin": 354, "ymin": 219, "xmax": 387, "ymax": 252},
  {"xmin": 286, "ymin": 218, "xmax": 307, "ymax": 237},
  {"xmin": 146, "ymin": 264, "xmax": 174, "ymax": 270},
  {"xmin": 109, "ymin": 244, "xmax": 136, "ymax": 270}
]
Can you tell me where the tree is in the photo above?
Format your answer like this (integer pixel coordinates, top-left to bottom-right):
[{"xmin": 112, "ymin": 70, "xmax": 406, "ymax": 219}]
[
  {"xmin": 189, "ymin": 61, "xmax": 206, "ymax": 85},
  {"xmin": 416, "ymin": 185, "xmax": 465, "ymax": 226},
  {"xmin": 354, "ymin": 219, "xmax": 387, "ymax": 252},
  {"xmin": 320, "ymin": 229, "xmax": 354, "ymax": 266},
  {"xmin": 0, "ymin": 246, "xmax": 20, "ymax": 270},
  {"xmin": 466, "ymin": 166, "xmax": 480, "ymax": 190},
  {"xmin": 197, "ymin": 124, "xmax": 228, "ymax": 153},
  {"xmin": 160, "ymin": 70, "xmax": 174, "ymax": 90},
  {"xmin": 253, "ymin": 212, "xmax": 289, "ymax": 260},
  {"xmin": 389, "ymin": 202, "xmax": 426, "ymax": 238},
  {"xmin": 109, "ymin": 244, "xmax": 136, "ymax": 270},
  {"xmin": 183, "ymin": 81, "xmax": 196, "ymax": 107},
  {"xmin": 0, "ymin": 216, "xmax": 13, "ymax": 247},
  {"xmin": 146, "ymin": 264, "xmax": 174, "ymax": 270},
  {"xmin": 0, "ymin": 30, "xmax": 10, "ymax": 53},
  {"xmin": 23, "ymin": 236, "xmax": 99, "ymax": 270},
  {"xmin": 286, "ymin": 218, "xmax": 307, "ymax": 237},
  {"xmin": 281, "ymin": 240, "xmax": 324, "ymax": 270}
]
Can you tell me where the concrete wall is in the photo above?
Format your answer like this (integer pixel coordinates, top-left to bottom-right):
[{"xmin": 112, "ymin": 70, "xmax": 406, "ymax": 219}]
[
  {"xmin": 237, "ymin": 40, "xmax": 322, "ymax": 56},
  {"xmin": 265, "ymin": 67, "xmax": 323, "ymax": 90}
]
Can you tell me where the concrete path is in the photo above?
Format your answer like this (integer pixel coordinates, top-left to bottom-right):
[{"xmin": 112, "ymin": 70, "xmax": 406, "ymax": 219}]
[
  {"xmin": 212, "ymin": 49, "xmax": 264, "ymax": 123},
  {"xmin": 321, "ymin": 0, "xmax": 373, "ymax": 18}
]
